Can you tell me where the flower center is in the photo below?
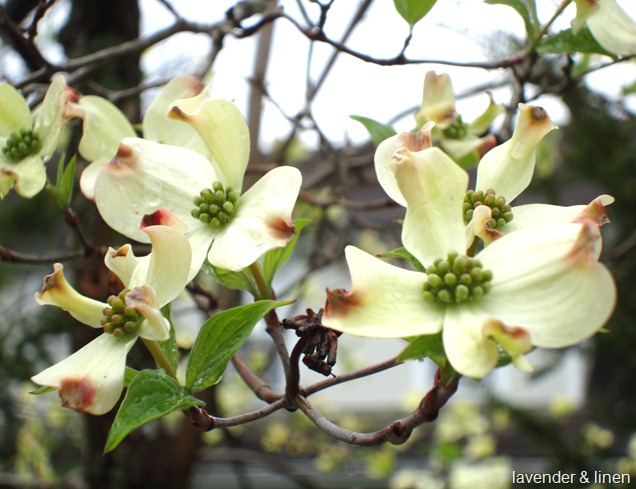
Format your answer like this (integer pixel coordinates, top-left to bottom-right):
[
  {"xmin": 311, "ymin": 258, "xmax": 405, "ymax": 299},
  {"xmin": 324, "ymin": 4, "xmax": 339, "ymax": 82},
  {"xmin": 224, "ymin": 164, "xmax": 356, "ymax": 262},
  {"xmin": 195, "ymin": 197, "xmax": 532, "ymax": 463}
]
[
  {"xmin": 191, "ymin": 181, "xmax": 239, "ymax": 227},
  {"xmin": 101, "ymin": 289, "xmax": 143, "ymax": 337},
  {"xmin": 463, "ymin": 188, "xmax": 513, "ymax": 230},
  {"xmin": 442, "ymin": 115, "xmax": 469, "ymax": 139},
  {"xmin": 423, "ymin": 252, "xmax": 493, "ymax": 304},
  {"xmin": 2, "ymin": 129, "xmax": 41, "ymax": 162}
]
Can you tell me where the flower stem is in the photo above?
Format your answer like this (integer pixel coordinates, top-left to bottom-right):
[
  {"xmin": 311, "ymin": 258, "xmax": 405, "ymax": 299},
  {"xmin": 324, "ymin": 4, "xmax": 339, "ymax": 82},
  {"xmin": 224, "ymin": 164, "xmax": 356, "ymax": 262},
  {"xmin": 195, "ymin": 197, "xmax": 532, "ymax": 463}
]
[
  {"xmin": 250, "ymin": 262, "xmax": 272, "ymax": 300},
  {"xmin": 141, "ymin": 338, "xmax": 177, "ymax": 380}
]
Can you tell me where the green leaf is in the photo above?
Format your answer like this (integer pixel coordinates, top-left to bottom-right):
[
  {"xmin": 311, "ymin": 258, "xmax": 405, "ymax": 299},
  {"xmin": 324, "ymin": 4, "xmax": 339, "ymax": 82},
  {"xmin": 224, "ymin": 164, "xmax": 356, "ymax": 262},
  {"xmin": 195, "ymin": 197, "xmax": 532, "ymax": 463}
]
[
  {"xmin": 158, "ymin": 303, "xmax": 179, "ymax": 373},
  {"xmin": 30, "ymin": 385, "xmax": 56, "ymax": 395},
  {"xmin": 398, "ymin": 334, "xmax": 446, "ymax": 367},
  {"xmin": 485, "ymin": 0, "xmax": 538, "ymax": 39},
  {"xmin": 186, "ymin": 300, "xmax": 293, "ymax": 392},
  {"xmin": 206, "ymin": 263, "xmax": 258, "ymax": 296},
  {"xmin": 124, "ymin": 367, "xmax": 139, "ymax": 387},
  {"xmin": 46, "ymin": 154, "xmax": 77, "ymax": 212},
  {"xmin": 393, "ymin": 0, "xmax": 438, "ymax": 26},
  {"xmin": 261, "ymin": 218, "xmax": 311, "ymax": 291},
  {"xmin": 536, "ymin": 27, "xmax": 615, "ymax": 56},
  {"xmin": 376, "ymin": 247, "xmax": 426, "ymax": 272},
  {"xmin": 350, "ymin": 115, "xmax": 396, "ymax": 146},
  {"xmin": 105, "ymin": 369, "xmax": 203, "ymax": 452}
]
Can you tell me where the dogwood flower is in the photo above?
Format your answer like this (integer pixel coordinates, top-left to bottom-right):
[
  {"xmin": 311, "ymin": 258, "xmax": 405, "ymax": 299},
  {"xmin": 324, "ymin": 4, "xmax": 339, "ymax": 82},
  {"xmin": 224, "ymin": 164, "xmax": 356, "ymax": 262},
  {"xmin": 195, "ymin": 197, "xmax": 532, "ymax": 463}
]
[
  {"xmin": 377, "ymin": 103, "xmax": 608, "ymax": 246},
  {"xmin": 69, "ymin": 75, "xmax": 209, "ymax": 199},
  {"xmin": 85, "ymin": 95, "xmax": 301, "ymax": 277},
  {"xmin": 414, "ymin": 71, "xmax": 503, "ymax": 164},
  {"xmin": 0, "ymin": 75, "xmax": 75, "ymax": 199},
  {"xmin": 572, "ymin": 0, "xmax": 636, "ymax": 56},
  {"xmin": 31, "ymin": 224, "xmax": 191, "ymax": 415},
  {"xmin": 323, "ymin": 147, "xmax": 616, "ymax": 379}
]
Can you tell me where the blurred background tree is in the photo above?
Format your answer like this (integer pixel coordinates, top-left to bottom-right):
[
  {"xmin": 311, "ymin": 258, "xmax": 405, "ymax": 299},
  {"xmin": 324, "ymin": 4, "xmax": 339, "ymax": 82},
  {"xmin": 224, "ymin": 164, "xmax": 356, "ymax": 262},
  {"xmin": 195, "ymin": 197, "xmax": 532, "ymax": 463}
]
[{"xmin": 1, "ymin": 1, "xmax": 635, "ymax": 488}]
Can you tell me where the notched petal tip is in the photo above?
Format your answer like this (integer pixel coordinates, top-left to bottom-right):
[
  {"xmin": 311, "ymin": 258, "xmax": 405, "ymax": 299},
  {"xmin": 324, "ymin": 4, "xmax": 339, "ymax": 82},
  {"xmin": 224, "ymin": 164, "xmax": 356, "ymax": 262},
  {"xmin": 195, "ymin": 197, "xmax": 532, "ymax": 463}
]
[
  {"xmin": 566, "ymin": 219, "xmax": 602, "ymax": 267},
  {"xmin": 167, "ymin": 105, "xmax": 188, "ymax": 121},
  {"xmin": 37, "ymin": 263, "xmax": 65, "ymax": 298},
  {"xmin": 483, "ymin": 318, "xmax": 533, "ymax": 371},
  {"xmin": 107, "ymin": 244, "xmax": 132, "ymax": 259},
  {"xmin": 106, "ymin": 141, "xmax": 137, "ymax": 175},
  {"xmin": 468, "ymin": 205, "xmax": 504, "ymax": 247},
  {"xmin": 267, "ymin": 216, "xmax": 296, "ymax": 242},
  {"xmin": 398, "ymin": 123, "xmax": 434, "ymax": 152},
  {"xmin": 57, "ymin": 377, "xmax": 97, "ymax": 413},
  {"xmin": 574, "ymin": 194, "xmax": 615, "ymax": 227},
  {"xmin": 324, "ymin": 288, "xmax": 363, "ymax": 319},
  {"xmin": 141, "ymin": 208, "xmax": 187, "ymax": 233}
]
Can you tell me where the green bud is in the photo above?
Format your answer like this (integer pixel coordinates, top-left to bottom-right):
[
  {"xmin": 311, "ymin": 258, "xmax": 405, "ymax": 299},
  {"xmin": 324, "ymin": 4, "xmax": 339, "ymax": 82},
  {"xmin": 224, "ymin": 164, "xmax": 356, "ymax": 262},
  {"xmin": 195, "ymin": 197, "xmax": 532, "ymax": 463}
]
[
  {"xmin": 455, "ymin": 285, "xmax": 469, "ymax": 302},
  {"xmin": 422, "ymin": 253, "xmax": 493, "ymax": 305},
  {"xmin": 192, "ymin": 181, "xmax": 240, "ymax": 227},
  {"xmin": 444, "ymin": 273, "xmax": 457, "ymax": 287}
]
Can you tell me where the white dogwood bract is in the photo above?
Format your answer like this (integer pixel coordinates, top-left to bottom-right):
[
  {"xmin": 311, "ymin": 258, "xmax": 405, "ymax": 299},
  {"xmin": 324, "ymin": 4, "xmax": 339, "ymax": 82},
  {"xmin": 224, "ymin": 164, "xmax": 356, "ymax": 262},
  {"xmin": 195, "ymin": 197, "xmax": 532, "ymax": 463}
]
[
  {"xmin": 73, "ymin": 75, "xmax": 208, "ymax": 200},
  {"xmin": 0, "ymin": 75, "xmax": 74, "ymax": 198},
  {"xmin": 323, "ymin": 146, "xmax": 616, "ymax": 379},
  {"xmin": 415, "ymin": 71, "xmax": 503, "ymax": 163},
  {"xmin": 87, "ymin": 96, "xmax": 301, "ymax": 276},
  {"xmin": 573, "ymin": 0, "xmax": 636, "ymax": 56},
  {"xmin": 30, "ymin": 225, "xmax": 191, "ymax": 414}
]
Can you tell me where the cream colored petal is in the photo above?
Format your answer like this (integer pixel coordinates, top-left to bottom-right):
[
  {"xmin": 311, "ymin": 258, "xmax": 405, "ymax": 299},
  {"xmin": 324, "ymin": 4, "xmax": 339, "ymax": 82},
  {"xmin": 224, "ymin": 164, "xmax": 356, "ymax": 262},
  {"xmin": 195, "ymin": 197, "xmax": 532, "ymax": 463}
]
[
  {"xmin": 141, "ymin": 207, "xmax": 211, "ymax": 282},
  {"xmin": 503, "ymin": 195, "xmax": 614, "ymax": 235},
  {"xmin": 503, "ymin": 203, "xmax": 585, "ymax": 234},
  {"xmin": 168, "ymin": 97, "xmax": 249, "ymax": 191},
  {"xmin": 374, "ymin": 124, "xmax": 434, "ymax": 206},
  {"xmin": 94, "ymin": 138, "xmax": 215, "ymax": 243},
  {"xmin": 143, "ymin": 75, "xmax": 209, "ymax": 155},
  {"xmin": 31, "ymin": 333, "xmax": 135, "ymax": 415},
  {"xmin": 124, "ymin": 285, "xmax": 170, "ymax": 341},
  {"xmin": 104, "ymin": 244, "xmax": 138, "ymax": 288},
  {"xmin": 440, "ymin": 135, "xmax": 497, "ymax": 162},
  {"xmin": 397, "ymin": 147, "xmax": 468, "ymax": 266},
  {"xmin": 482, "ymin": 319, "xmax": 533, "ymax": 372},
  {"xmin": 132, "ymin": 225, "xmax": 192, "ymax": 306},
  {"xmin": 572, "ymin": 0, "xmax": 598, "ymax": 33},
  {"xmin": 467, "ymin": 205, "xmax": 504, "ymax": 247},
  {"xmin": 417, "ymin": 71, "xmax": 456, "ymax": 128},
  {"xmin": 586, "ymin": 0, "xmax": 636, "ymax": 55},
  {"xmin": 6, "ymin": 154, "xmax": 46, "ymax": 198},
  {"xmin": 33, "ymin": 74, "xmax": 70, "ymax": 158},
  {"xmin": 70, "ymin": 96, "xmax": 136, "ymax": 162},
  {"xmin": 0, "ymin": 170, "xmax": 15, "ymax": 199},
  {"xmin": 441, "ymin": 305, "xmax": 499, "ymax": 379},
  {"xmin": 0, "ymin": 82, "xmax": 31, "ymax": 135},
  {"xmin": 475, "ymin": 104, "xmax": 557, "ymax": 202},
  {"xmin": 79, "ymin": 158, "xmax": 108, "ymax": 201},
  {"xmin": 478, "ymin": 221, "xmax": 616, "ymax": 348},
  {"xmin": 468, "ymin": 92, "xmax": 505, "ymax": 135},
  {"xmin": 35, "ymin": 263, "xmax": 106, "ymax": 328},
  {"xmin": 207, "ymin": 166, "xmax": 301, "ymax": 271},
  {"xmin": 322, "ymin": 246, "xmax": 444, "ymax": 338}
]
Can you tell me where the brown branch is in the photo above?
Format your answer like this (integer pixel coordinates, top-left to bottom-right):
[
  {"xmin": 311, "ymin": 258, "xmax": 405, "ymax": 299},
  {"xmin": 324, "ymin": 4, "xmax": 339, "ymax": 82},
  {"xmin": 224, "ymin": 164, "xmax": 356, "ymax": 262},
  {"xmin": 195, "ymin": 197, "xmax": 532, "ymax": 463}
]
[
  {"xmin": 0, "ymin": 4, "xmax": 50, "ymax": 72},
  {"xmin": 294, "ymin": 369, "xmax": 459, "ymax": 446},
  {"xmin": 0, "ymin": 245, "xmax": 86, "ymax": 264},
  {"xmin": 185, "ymin": 397, "xmax": 288, "ymax": 431},
  {"xmin": 280, "ymin": 12, "xmax": 527, "ymax": 71}
]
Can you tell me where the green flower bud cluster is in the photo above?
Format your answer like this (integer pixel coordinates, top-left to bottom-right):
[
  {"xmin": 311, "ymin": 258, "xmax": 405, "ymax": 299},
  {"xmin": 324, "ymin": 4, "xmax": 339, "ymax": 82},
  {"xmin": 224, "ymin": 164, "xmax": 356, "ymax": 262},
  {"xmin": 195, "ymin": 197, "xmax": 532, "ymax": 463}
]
[
  {"xmin": 2, "ymin": 129, "xmax": 41, "ymax": 162},
  {"xmin": 101, "ymin": 289, "xmax": 142, "ymax": 337},
  {"xmin": 442, "ymin": 115, "xmax": 469, "ymax": 140},
  {"xmin": 191, "ymin": 181, "xmax": 239, "ymax": 227},
  {"xmin": 423, "ymin": 252, "xmax": 493, "ymax": 304},
  {"xmin": 463, "ymin": 188, "xmax": 513, "ymax": 229}
]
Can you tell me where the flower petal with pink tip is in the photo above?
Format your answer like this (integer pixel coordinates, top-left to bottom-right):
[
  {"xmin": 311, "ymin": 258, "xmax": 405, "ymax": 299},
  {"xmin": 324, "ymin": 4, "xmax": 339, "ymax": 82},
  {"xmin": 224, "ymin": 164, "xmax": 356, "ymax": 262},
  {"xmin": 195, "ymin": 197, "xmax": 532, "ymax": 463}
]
[{"xmin": 31, "ymin": 334, "xmax": 135, "ymax": 415}]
